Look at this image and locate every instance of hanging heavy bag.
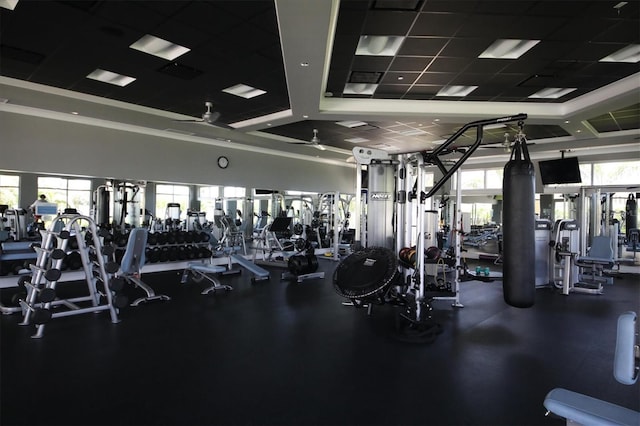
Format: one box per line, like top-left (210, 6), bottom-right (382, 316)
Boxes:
top-left (502, 136), bottom-right (536, 308)
top-left (626, 194), bottom-right (637, 239)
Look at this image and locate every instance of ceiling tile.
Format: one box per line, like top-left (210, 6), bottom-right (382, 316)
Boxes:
top-left (409, 13), bottom-right (466, 37)
top-left (398, 37), bottom-right (448, 56)
top-left (362, 10), bottom-right (418, 35)
top-left (351, 56), bottom-right (394, 71)
top-left (439, 38), bottom-right (494, 58)
top-left (416, 72), bottom-right (454, 85)
top-left (389, 56), bottom-right (433, 71)
top-left (380, 72), bottom-right (421, 85)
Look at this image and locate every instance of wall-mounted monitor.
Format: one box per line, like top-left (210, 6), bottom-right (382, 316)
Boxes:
top-left (538, 157), bottom-right (582, 185)
top-left (34, 202), bottom-right (58, 216)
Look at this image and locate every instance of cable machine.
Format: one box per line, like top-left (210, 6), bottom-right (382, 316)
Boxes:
top-left (334, 113), bottom-right (530, 342)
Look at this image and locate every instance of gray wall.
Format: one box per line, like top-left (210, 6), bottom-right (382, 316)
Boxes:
top-left (1, 112), bottom-right (355, 193)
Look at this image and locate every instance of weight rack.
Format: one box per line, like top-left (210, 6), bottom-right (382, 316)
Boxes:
top-left (18, 214), bottom-right (120, 338)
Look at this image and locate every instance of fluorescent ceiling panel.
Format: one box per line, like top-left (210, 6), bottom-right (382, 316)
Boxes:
top-left (436, 85), bottom-right (478, 97)
top-left (130, 35), bottom-right (190, 61)
top-left (343, 83), bottom-right (378, 95)
top-left (356, 35), bottom-right (405, 56)
top-left (479, 39), bottom-right (540, 59)
top-left (336, 120), bottom-right (368, 128)
top-left (223, 84), bottom-right (266, 99)
top-left (599, 44), bottom-right (640, 63)
top-left (529, 88), bottom-right (577, 99)
top-left (400, 129), bottom-right (428, 136)
top-left (86, 69), bottom-right (136, 87)
top-left (345, 137), bottom-right (370, 143)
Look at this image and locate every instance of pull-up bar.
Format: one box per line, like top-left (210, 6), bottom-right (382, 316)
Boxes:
top-left (421, 113), bottom-right (528, 199)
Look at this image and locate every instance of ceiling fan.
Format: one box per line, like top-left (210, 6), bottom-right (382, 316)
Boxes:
top-left (173, 101), bottom-right (231, 129)
top-left (288, 129), bottom-right (326, 150)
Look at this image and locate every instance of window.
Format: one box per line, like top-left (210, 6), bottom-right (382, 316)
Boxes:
top-left (155, 184), bottom-right (190, 220)
top-left (0, 174), bottom-right (20, 208)
top-left (460, 170), bottom-right (485, 190)
top-left (38, 176), bottom-right (91, 215)
top-left (593, 161), bottom-right (640, 186)
top-left (485, 169), bottom-right (503, 189)
top-left (223, 186), bottom-right (245, 198)
top-left (198, 186), bottom-right (220, 219)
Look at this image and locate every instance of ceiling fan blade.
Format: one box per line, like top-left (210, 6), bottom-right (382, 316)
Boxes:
top-left (204, 121), bottom-right (233, 130)
top-left (173, 118), bottom-right (205, 123)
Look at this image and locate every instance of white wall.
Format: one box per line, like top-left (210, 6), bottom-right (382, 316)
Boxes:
top-left (1, 112), bottom-right (355, 193)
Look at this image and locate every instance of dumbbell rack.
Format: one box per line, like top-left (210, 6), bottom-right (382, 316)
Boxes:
top-left (19, 214), bottom-right (119, 338)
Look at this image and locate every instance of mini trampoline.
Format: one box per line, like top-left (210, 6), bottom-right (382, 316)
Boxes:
top-left (333, 247), bottom-right (398, 300)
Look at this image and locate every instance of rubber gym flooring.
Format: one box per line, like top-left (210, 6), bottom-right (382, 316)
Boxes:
top-left (1, 258), bottom-right (639, 426)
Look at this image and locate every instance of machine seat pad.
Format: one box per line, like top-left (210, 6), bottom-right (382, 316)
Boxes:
top-left (187, 263), bottom-right (226, 274)
top-left (576, 256), bottom-right (614, 266)
top-left (544, 388), bottom-right (640, 426)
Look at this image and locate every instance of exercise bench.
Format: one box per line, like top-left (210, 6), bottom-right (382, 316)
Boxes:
top-left (543, 311), bottom-right (639, 425)
top-left (181, 262), bottom-right (232, 295)
top-left (117, 228), bottom-right (170, 306)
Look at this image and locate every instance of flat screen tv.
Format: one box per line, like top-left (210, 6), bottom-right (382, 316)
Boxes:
top-left (538, 157), bottom-right (582, 185)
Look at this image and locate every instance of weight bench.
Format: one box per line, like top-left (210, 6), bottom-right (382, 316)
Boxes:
top-left (230, 254), bottom-right (270, 283)
top-left (117, 228), bottom-right (170, 306)
top-left (180, 263), bottom-right (232, 295)
top-left (544, 311), bottom-right (639, 425)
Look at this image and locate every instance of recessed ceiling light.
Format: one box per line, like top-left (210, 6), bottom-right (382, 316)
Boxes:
top-left (343, 83), bottom-right (378, 95)
top-left (356, 35), bottom-right (405, 56)
top-left (223, 83), bottom-right (266, 99)
top-left (336, 120), bottom-right (369, 128)
top-left (529, 87), bottom-right (576, 99)
top-left (599, 44), bottom-right (640, 63)
top-left (130, 35), bottom-right (190, 61)
top-left (479, 39), bottom-right (540, 59)
top-left (565, 120), bottom-right (570, 124)
top-left (302, 115), bottom-right (309, 119)
top-left (0, 0), bottom-right (19, 10)
top-left (267, 123), bottom-right (272, 126)
top-left (345, 137), bottom-right (370, 144)
top-left (436, 85), bottom-right (478, 97)
top-left (86, 69), bottom-right (136, 87)
top-left (433, 118), bottom-right (440, 122)
top-left (397, 76), bottom-right (404, 80)
top-left (300, 62), bottom-right (309, 67)
top-left (70, 111), bottom-right (79, 115)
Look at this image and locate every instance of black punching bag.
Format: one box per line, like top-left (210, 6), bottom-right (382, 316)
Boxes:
top-left (626, 194), bottom-right (637, 239)
top-left (502, 138), bottom-right (536, 308)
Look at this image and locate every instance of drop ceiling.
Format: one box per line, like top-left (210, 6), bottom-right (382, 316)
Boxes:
top-left (1, 0), bottom-right (639, 166)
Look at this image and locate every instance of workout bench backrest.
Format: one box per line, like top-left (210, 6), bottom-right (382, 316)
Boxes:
top-left (119, 228), bottom-right (148, 275)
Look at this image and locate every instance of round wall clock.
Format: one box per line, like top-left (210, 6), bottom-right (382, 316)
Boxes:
top-left (217, 156), bottom-right (229, 169)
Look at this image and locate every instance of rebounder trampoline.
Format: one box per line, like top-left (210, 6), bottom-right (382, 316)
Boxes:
top-left (333, 247), bottom-right (398, 301)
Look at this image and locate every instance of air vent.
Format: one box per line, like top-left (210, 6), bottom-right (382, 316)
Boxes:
top-left (157, 62), bottom-right (203, 80)
top-left (349, 71), bottom-right (383, 84)
top-left (0, 44), bottom-right (45, 65)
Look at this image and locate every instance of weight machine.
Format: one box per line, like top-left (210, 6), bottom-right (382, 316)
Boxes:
top-left (334, 114), bottom-right (529, 342)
